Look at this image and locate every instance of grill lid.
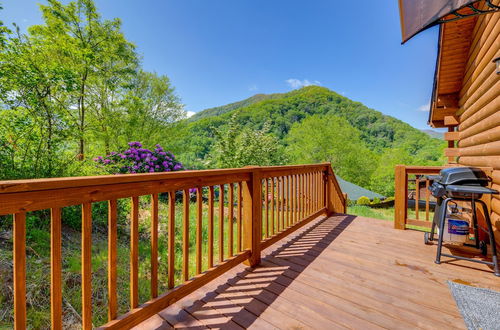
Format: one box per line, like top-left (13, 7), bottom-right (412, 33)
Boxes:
top-left (437, 167), bottom-right (490, 186)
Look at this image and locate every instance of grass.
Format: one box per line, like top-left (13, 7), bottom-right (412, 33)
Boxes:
top-left (347, 205), bottom-right (395, 221)
top-left (347, 205), bottom-right (433, 232)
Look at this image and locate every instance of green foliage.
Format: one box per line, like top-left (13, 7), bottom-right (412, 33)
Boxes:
top-left (357, 196), bottom-right (371, 205)
top-left (371, 197), bottom-right (381, 205)
top-left (210, 114), bottom-right (286, 168)
top-left (189, 92), bottom-right (285, 121)
top-left (286, 115), bottom-right (377, 187)
top-left (0, 0), bottom-right (185, 181)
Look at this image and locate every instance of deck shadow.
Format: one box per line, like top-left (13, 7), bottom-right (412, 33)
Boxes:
top-left (157, 214), bottom-right (356, 329)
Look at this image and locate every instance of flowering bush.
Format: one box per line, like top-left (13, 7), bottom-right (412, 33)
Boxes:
top-left (94, 142), bottom-right (184, 174)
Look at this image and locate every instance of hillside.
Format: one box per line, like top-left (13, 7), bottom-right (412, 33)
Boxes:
top-left (188, 93), bottom-right (285, 121)
top-left (174, 86), bottom-right (445, 195)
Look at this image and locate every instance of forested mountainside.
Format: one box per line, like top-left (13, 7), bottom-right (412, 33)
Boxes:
top-left (176, 86), bottom-right (445, 196)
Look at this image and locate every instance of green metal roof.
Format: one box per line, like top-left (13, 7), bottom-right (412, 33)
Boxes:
top-left (335, 175), bottom-right (385, 201)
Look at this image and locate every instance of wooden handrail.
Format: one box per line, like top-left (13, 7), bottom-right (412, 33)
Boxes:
top-left (1, 163), bottom-right (345, 329)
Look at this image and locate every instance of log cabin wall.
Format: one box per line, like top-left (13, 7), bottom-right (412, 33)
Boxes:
top-left (456, 8), bottom-right (499, 246)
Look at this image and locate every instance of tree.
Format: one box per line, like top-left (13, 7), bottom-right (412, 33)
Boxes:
top-left (286, 114), bottom-right (377, 187)
top-left (210, 114), bottom-right (286, 168)
top-left (32, 0), bottom-right (139, 160)
top-left (119, 70), bottom-right (185, 148)
top-left (0, 23), bottom-right (72, 178)
top-left (0, 0), bottom-right (184, 179)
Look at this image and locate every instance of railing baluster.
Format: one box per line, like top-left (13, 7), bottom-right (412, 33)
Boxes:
top-left (312, 172), bottom-right (315, 212)
top-left (264, 179), bottom-right (269, 238)
top-left (228, 183), bottom-right (234, 257)
top-left (51, 207), bottom-right (62, 330)
top-left (196, 187), bottom-right (203, 274)
top-left (292, 175), bottom-right (296, 224)
top-left (308, 173), bottom-right (312, 215)
top-left (317, 172), bottom-right (321, 210)
top-left (183, 189), bottom-right (189, 281)
top-left (310, 172), bottom-right (313, 212)
top-left (237, 182), bottom-right (242, 252)
top-left (312, 172), bottom-right (316, 211)
top-left (208, 186), bottom-right (214, 268)
top-left (82, 202), bottom-right (92, 329)
top-left (283, 176), bottom-right (287, 228)
top-left (315, 172), bottom-right (318, 211)
top-left (289, 175), bottom-right (293, 226)
top-left (425, 179), bottom-right (430, 221)
top-left (108, 200), bottom-right (118, 321)
top-left (281, 177), bottom-right (285, 230)
top-left (130, 197), bottom-right (139, 309)
top-left (13, 212), bottom-right (26, 330)
top-left (284, 176), bottom-right (287, 229)
top-left (280, 176), bottom-right (284, 230)
top-left (298, 174), bottom-right (301, 220)
top-left (312, 172), bottom-right (315, 213)
top-left (302, 174), bottom-right (307, 218)
top-left (168, 192), bottom-right (175, 289)
top-left (219, 184), bottom-right (225, 262)
top-left (286, 176), bottom-right (290, 228)
top-left (304, 173), bottom-right (308, 216)
top-left (293, 175), bottom-right (296, 223)
top-left (302, 174), bottom-right (305, 216)
top-left (289, 176), bottom-right (293, 225)
top-left (151, 193), bottom-right (159, 298)
top-left (278, 177), bottom-right (283, 231)
top-left (276, 177), bottom-right (279, 231)
top-left (270, 178), bottom-right (275, 235)
top-left (415, 177), bottom-right (420, 220)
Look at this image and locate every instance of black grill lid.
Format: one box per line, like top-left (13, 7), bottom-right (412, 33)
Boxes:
top-left (437, 167), bottom-right (490, 186)
top-left (446, 184), bottom-right (498, 195)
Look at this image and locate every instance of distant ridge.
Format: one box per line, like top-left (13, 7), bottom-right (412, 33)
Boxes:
top-left (189, 93), bottom-right (285, 121)
top-left (421, 129), bottom-right (443, 139)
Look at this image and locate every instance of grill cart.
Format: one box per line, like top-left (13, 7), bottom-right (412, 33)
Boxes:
top-left (424, 167), bottom-right (499, 276)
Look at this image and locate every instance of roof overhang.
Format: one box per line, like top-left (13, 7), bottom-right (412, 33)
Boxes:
top-left (428, 17), bottom-right (477, 127)
top-left (399, 0), bottom-right (499, 128)
top-left (398, 0), bottom-right (499, 43)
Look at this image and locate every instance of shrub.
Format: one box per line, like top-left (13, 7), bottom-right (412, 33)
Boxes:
top-left (357, 196), bottom-right (370, 205)
top-left (94, 142), bottom-right (184, 174)
top-left (371, 197), bottom-right (381, 205)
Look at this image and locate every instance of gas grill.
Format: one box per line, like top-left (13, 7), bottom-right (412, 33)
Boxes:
top-left (425, 167), bottom-right (499, 276)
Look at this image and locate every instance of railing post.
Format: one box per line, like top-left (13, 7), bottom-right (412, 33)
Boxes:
top-left (325, 165), bottom-right (343, 215)
top-left (243, 166), bottom-right (262, 267)
top-left (343, 193), bottom-right (348, 214)
top-left (394, 165), bottom-right (407, 230)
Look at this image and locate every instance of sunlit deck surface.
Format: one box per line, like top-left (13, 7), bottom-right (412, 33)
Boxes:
top-left (135, 215), bottom-right (500, 329)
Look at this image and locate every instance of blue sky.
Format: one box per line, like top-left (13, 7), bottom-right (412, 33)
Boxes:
top-left (3, 0), bottom-right (440, 129)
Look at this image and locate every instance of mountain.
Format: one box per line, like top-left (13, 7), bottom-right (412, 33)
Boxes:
top-left (189, 93), bottom-right (285, 121)
top-left (173, 86), bottom-right (445, 195)
top-left (421, 129), bottom-right (444, 139)
top-left (188, 86), bottom-right (444, 151)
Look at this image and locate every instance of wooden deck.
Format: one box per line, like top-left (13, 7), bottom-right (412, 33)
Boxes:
top-left (135, 215), bottom-right (500, 329)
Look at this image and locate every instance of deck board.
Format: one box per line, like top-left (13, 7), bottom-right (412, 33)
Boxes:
top-left (134, 215), bottom-right (500, 330)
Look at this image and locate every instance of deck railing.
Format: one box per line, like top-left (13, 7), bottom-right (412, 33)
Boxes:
top-left (394, 165), bottom-right (493, 230)
top-left (0, 163), bottom-right (345, 329)
top-left (394, 165), bottom-right (445, 230)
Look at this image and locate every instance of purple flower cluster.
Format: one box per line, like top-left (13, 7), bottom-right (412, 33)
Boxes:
top-left (94, 142), bottom-right (185, 174)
